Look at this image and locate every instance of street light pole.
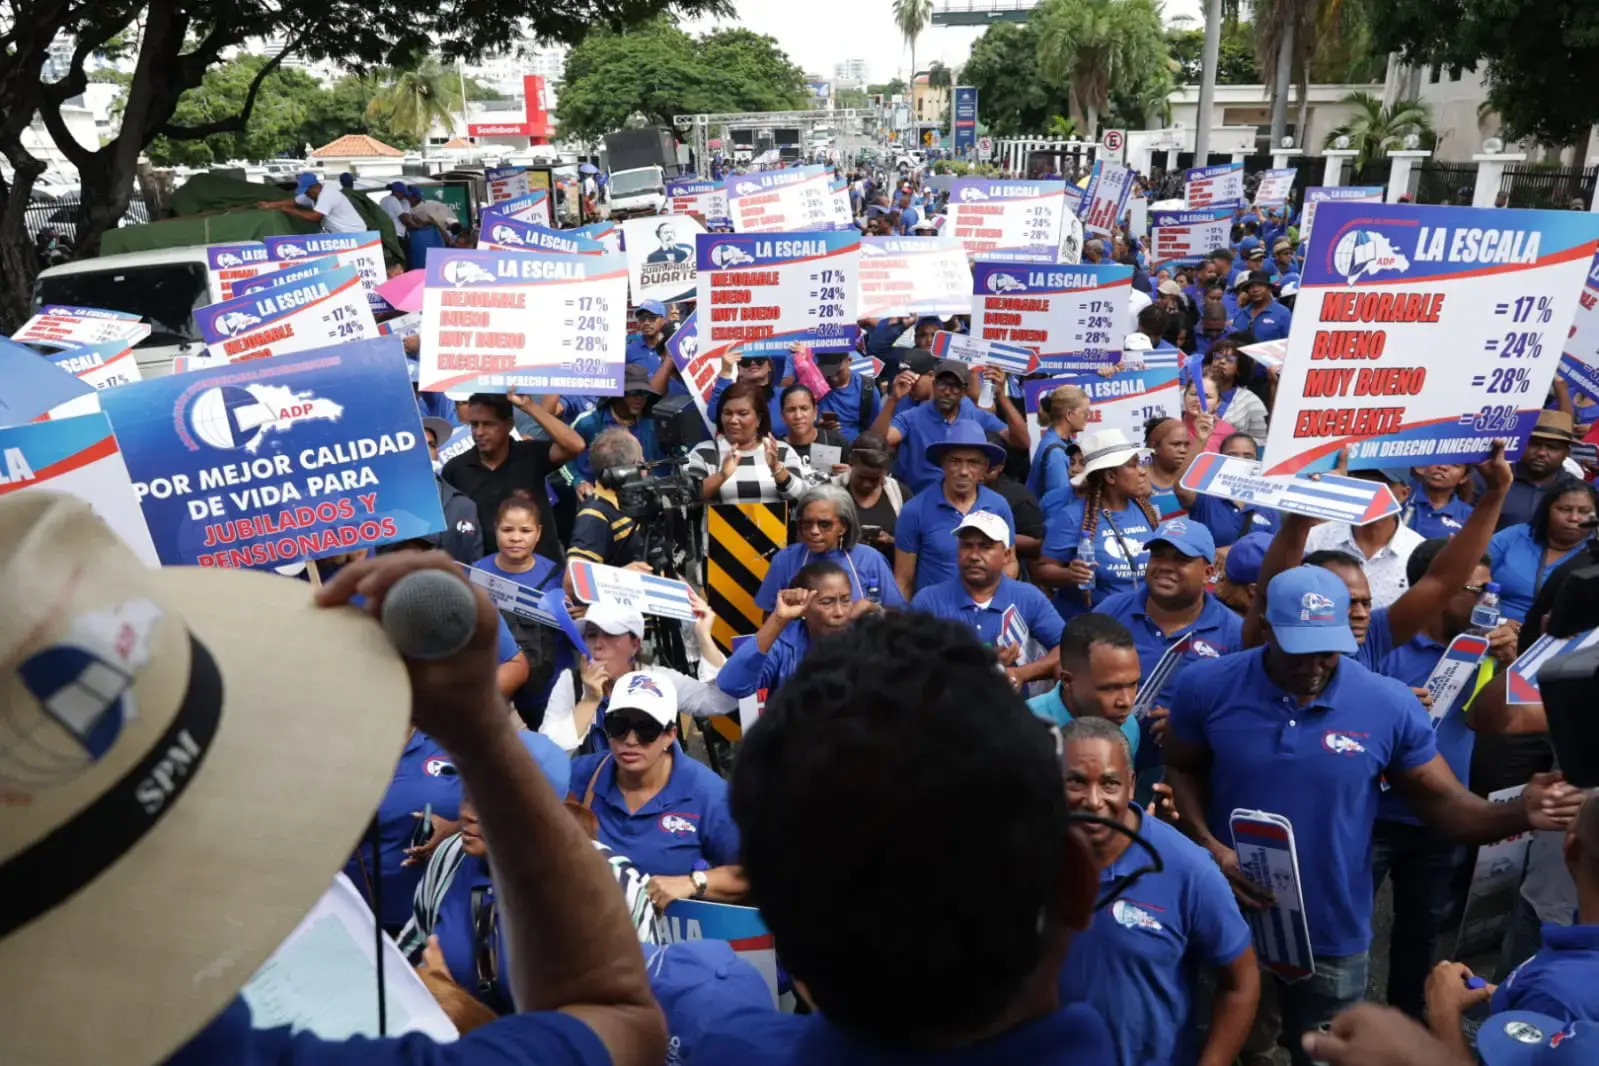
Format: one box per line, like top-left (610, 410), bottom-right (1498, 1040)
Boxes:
top-left (1193, 0), bottom-right (1223, 164)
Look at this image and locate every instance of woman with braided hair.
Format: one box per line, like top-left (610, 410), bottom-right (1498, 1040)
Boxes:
top-left (1036, 428), bottom-right (1161, 619)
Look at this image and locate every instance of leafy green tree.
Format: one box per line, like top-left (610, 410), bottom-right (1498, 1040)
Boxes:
top-left (892, 0), bottom-right (935, 82)
top-left (1368, 0), bottom-right (1599, 145)
top-left (1166, 23), bottom-right (1261, 84)
top-left (367, 56), bottom-right (461, 151)
top-left (146, 56), bottom-right (328, 167)
top-left (959, 22), bottom-right (1066, 136)
top-left (1322, 92), bottom-right (1436, 169)
top-left (835, 87), bottom-right (871, 110)
top-left (866, 78), bottom-right (908, 98)
top-left (1035, 0), bottom-right (1169, 137)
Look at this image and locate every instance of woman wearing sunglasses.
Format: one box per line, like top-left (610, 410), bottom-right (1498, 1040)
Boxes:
top-left (757, 484), bottom-right (905, 614)
top-left (1200, 334), bottom-right (1270, 446)
top-left (569, 670), bottom-right (746, 908)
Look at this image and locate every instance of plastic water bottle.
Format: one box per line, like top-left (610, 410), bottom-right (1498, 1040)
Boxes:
top-left (1468, 582), bottom-right (1501, 634)
top-left (1077, 534), bottom-right (1097, 590)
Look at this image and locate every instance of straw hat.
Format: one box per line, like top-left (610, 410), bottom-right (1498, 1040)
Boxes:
top-left (0, 493), bottom-right (412, 1065)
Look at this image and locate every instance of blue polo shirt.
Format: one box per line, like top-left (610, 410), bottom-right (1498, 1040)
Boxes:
top-left (1488, 525), bottom-right (1587, 623)
top-left (625, 332), bottom-right (662, 371)
top-left (910, 575), bottom-right (1065, 651)
top-left (1376, 634), bottom-right (1475, 827)
top-left (815, 371), bottom-right (881, 443)
top-left (1058, 809), bottom-right (1253, 1066)
top-left (1187, 495), bottom-right (1280, 548)
top-left (563, 404), bottom-right (663, 484)
top-left (343, 731), bottom-right (463, 929)
top-left (865, 317), bottom-right (910, 357)
top-left (1403, 486), bottom-right (1473, 540)
top-left (434, 852), bottom-right (512, 1013)
top-left (567, 743), bottom-right (740, 876)
top-left (757, 544), bottom-right (905, 612)
top-left (891, 399), bottom-right (1007, 491)
top-left (895, 484), bottom-right (1015, 593)
top-left (1490, 924), bottom-right (1599, 1020)
top-left (1042, 499), bottom-right (1157, 616)
top-left (166, 996), bottom-right (611, 1065)
top-left (1027, 427), bottom-right (1074, 500)
top-left (1353, 606), bottom-right (1395, 673)
top-left (1026, 688), bottom-right (1142, 759)
top-left (692, 1001), bottom-right (1117, 1065)
top-left (1230, 300), bottom-right (1292, 342)
top-left (1095, 587), bottom-right (1244, 709)
top-left (716, 620), bottom-right (811, 698)
top-left (1167, 648), bottom-right (1438, 957)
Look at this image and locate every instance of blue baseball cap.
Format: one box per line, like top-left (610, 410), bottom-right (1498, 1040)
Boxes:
top-left (635, 299), bottom-right (668, 318)
top-left (405, 185), bottom-right (422, 198)
top-left (294, 172), bottom-right (319, 195)
top-left (642, 941), bottom-right (773, 1057)
top-left (1237, 236), bottom-right (1261, 254)
top-left (338, 172), bottom-right (355, 188)
top-left (1264, 565), bottom-right (1357, 655)
top-left (1147, 517), bottom-right (1215, 564)
top-left (389, 180), bottom-right (408, 194)
top-left (1477, 1013), bottom-right (1577, 1065)
top-left (1224, 531), bottom-right (1272, 584)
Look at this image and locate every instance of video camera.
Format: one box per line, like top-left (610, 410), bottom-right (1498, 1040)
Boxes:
top-left (598, 459), bottom-right (703, 522)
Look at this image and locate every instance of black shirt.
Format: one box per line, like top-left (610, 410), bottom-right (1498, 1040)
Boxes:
top-left (567, 490), bottom-right (644, 568)
top-left (442, 438), bottom-right (561, 558)
top-left (987, 474), bottom-right (1045, 545)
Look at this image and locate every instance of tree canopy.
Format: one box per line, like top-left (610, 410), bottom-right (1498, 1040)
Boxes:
top-left (959, 22), bottom-right (1066, 137)
top-left (555, 17), bottom-right (806, 141)
top-left (1034, 0), bottom-right (1169, 137)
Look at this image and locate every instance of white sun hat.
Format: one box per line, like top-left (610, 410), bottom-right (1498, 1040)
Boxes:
top-left (1071, 428), bottom-right (1153, 488)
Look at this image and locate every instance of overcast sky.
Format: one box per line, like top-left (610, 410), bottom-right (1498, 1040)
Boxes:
top-left (685, 0), bottom-right (1204, 85)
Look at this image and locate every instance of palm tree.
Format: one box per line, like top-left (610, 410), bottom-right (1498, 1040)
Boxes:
top-left (1046, 114), bottom-right (1082, 139)
top-left (926, 60), bottom-right (954, 123)
top-left (1252, 0), bottom-right (1315, 148)
top-left (1322, 92), bottom-right (1436, 169)
top-left (366, 57), bottom-right (461, 154)
top-left (1035, 0), bottom-right (1168, 139)
top-left (893, 0), bottom-right (935, 86)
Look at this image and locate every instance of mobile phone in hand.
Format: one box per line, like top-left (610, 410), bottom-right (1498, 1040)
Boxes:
top-left (409, 803), bottom-right (435, 850)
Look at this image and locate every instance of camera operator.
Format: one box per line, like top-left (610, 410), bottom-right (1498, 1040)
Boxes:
top-left (565, 429), bottom-right (649, 592)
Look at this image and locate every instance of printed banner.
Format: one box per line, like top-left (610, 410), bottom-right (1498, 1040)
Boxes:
top-left (929, 330), bottom-right (1038, 376)
top-left (1260, 202), bottom-right (1599, 475)
top-left (1558, 253), bottom-right (1599, 407)
top-left (206, 243), bottom-right (278, 300)
top-left (727, 166), bottom-right (839, 232)
top-left (1231, 810), bottom-right (1315, 983)
top-left (196, 266), bottom-right (378, 364)
top-left (12, 306), bottom-right (150, 350)
top-left (1150, 208), bottom-right (1233, 270)
top-left (1302, 186), bottom-right (1384, 241)
top-left (566, 559), bottom-right (696, 621)
top-left (264, 232), bottom-right (386, 311)
top-left (655, 900), bottom-right (779, 1005)
top-left (858, 237), bottom-right (972, 318)
top-left (1454, 786), bottom-right (1532, 958)
top-left (482, 189), bottom-right (551, 227)
top-left (486, 166), bottom-right (531, 204)
top-left (1078, 160), bottom-right (1136, 239)
top-left (46, 341), bottom-right (143, 392)
top-left (695, 231), bottom-right (859, 358)
top-left (665, 176), bottom-right (730, 227)
top-left (1255, 169), bottom-right (1298, 208)
top-left (622, 215), bottom-right (704, 305)
top-left (574, 222), bottom-right (622, 254)
top-left (0, 336), bottom-right (95, 424)
top-left (665, 311), bottom-right (717, 430)
top-left (1507, 627), bottom-right (1599, 704)
top-left (232, 256), bottom-right (341, 299)
top-left (1240, 338), bottom-right (1288, 371)
top-left (417, 249), bottom-right (628, 396)
top-left (1185, 163), bottom-right (1245, 210)
top-left (1134, 633), bottom-right (1193, 718)
top-left (1421, 633), bottom-right (1490, 727)
top-left (952, 87), bottom-right (978, 152)
top-left (1180, 452), bottom-right (1401, 525)
top-left (480, 217), bottom-right (607, 256)
top-left (96, 338), bottom-right (442, 567)
top-left (0, 412), bottom-right (159, 564)
top-left (1023, 354), bottom-right (1182, 443)
top-left (972, 261), bottom-right (1132, 367)
top-left (946, 179), bottom-right (1069, 255)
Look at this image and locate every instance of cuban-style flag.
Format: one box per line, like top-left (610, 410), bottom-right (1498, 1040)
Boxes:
top-left (996, 604), bottom-right (1031, 666)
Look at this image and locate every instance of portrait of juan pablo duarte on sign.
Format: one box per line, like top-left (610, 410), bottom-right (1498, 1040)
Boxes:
top-left (624, 215), bottom-right (704, 305)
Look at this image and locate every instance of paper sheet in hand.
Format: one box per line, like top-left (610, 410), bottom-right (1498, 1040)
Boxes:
top-left (807, 442), bottom-right (842, 473)
top-left (1507, 627), bottom-right (1599, 704)
top-left (930, 330), bottom-right (1039, 376)
top-left (242, 873), bottom-right (457, 1042)
top-left (1230, 810), bottom-right (1315, 983)
top-left (1181, 452), bottom-right (1400, 525)
top-left (567, 559), bottom-right (696, 621)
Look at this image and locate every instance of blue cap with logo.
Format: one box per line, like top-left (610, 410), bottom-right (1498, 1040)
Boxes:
top-left (635, 299), bottom-right (668, 318)
top-left (390, 180), bottom-right (408, 194)
top-left (1264, 565), bottom-right (1357, 655)
top-left (294, 172), bottom-right (319, 195)
top-left (1224, 531), bottom-right (1272, 584)
top-left (1147, 517), bottom-right (1216, 564)
top-left (642, 940), bottom-right (773, 1059)
top-left (1477, 1012), bottom-right (1582, 1065)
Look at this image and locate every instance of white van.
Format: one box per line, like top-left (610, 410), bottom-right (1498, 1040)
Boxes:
top-left (33, 246), bottom-right (223, 378)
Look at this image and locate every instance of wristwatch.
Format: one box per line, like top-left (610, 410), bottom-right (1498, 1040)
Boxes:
top-left (690, 870), bottom-right (710, 899)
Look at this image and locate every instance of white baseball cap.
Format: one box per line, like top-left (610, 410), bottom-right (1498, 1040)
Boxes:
top-left (582, 601), bottom-right (645, 639)
top-left (952, 510), bottom-right (1012, 548)
top-left (609, 670), bottom-right (678, 726)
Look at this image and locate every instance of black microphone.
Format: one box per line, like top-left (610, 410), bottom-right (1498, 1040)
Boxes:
top-left (379, 569), bottom-right (478, 660)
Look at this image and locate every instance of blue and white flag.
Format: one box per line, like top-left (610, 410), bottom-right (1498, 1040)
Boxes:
top-left (1230, 810), bottom-right (1315, 983)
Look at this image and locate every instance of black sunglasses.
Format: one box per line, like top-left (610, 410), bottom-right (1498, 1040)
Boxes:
top-left (738, 358), bottom-right (767, 369)
top-left (604, 714), bottom-right (667, 744)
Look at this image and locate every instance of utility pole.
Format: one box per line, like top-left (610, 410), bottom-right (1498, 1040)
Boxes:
top-left (1193, 0), bottom-right (1223, 164)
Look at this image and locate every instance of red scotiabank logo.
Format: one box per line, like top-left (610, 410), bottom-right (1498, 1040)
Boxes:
top-left (469, 123), bottom-right (531, 136)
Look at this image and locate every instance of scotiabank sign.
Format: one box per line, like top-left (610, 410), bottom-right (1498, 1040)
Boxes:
top-left (469, 123), bottom-right (532, 137)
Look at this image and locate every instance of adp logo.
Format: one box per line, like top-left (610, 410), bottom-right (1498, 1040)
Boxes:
top-left (1332, 228), bottom-right (1410, 284)
top-left (276, 243), bottom-right (308, 259)
top-left (489, 224), bottom-right (525, 246)
top-left (213, 251), bottom-right (244, 267)
top-left (709, 244), bottom-right (755, 268)
top-left (442, 259), bottom-right (497, 286)
top-left (985, 272), bottom-right (1025, 294)
top-left (734, 181), bottom-right (761, 196)
top-left (958, 186), bottom-right (991, 202)
top-left (211, 310), bottom-right (261, 337)
top-left (676, 330), bottom-right (699, 361)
